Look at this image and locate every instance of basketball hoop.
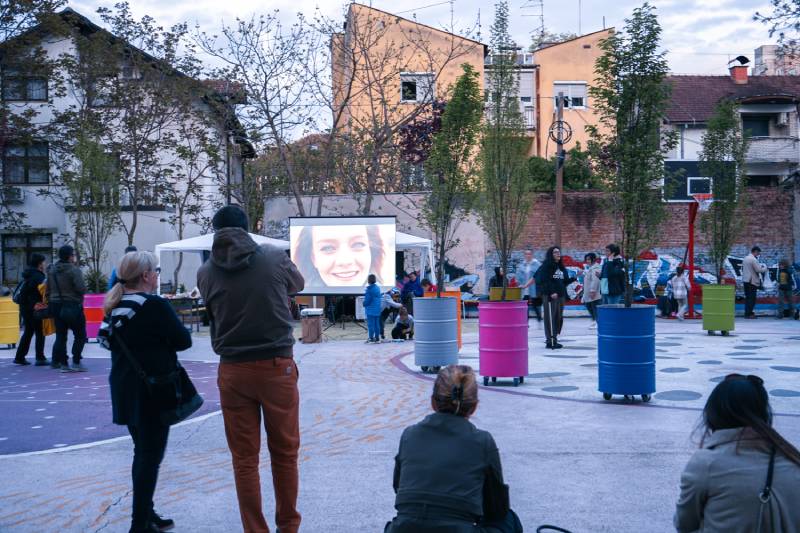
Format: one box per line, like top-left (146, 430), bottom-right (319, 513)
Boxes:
top-left (692, 193), bottom-right (714, 212)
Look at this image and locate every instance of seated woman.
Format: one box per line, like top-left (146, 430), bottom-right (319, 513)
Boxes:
top-left (385, 365), bottom-right (522, 533)
top-left (675, 374), bottom-right (800, 533)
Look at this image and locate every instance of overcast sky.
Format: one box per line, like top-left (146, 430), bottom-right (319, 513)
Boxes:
top-left (67, 0), bottom-right (776, 74)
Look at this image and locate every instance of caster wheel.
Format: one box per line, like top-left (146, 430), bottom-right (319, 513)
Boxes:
top-left (707, 330), bottom-right (714, 336)
top-left (603, 392), bottom-right (612, 401)
top-left (420, 365), bottom-right (429, 373)
top-left (519, 376), bottom-right (525, 384)
top-left (483, 376), bottom-right (489, 386)
top-left (513, 378), bottom-right (520, 387)
top-left (432, 366), bottom-right (441, 373)
top-left (641, 394), bottom-right (652, 403)
top-left (491, 377), bottom-right (497, 383)
top-left (623, 395), bottom-right (632, 401)
top-left (721, 331), bottom-right (730, 336)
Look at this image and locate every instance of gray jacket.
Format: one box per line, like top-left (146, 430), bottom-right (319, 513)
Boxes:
top-left (46, 261), bottom-right (86, 304)
top-left (674, 428), bottom-right (800, 533)
top-left (742, 254), bottom-right (767, 285)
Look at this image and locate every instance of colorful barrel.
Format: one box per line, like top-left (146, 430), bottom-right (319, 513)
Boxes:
top-left (702, 284), bottom-right (735, 333)
top-left (84, 293), bottom-right (106, 340)
top-left (414, 297), bottom-right (459, 367)
top-left (0, 297), bottom-right (19, 346)
top-left (479, 300), bottom-right (529, 379)
top-left (597, 304), bottom-right (656, 396)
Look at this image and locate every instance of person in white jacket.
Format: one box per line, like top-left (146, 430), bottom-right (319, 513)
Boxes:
top-left (742, 246), bottom-right (768, 318)
top-left (581, 253), bottom-right (602, 328)
top-left (669, 266), bottom-right (692, 321)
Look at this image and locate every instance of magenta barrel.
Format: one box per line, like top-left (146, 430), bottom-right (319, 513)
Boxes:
top-left (478, 300), bottom-right (529, 386)
top-left (84, 294), bottom-right (105, 340)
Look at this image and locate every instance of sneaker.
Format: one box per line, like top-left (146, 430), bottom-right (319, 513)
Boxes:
top-left (60, 364), bottom-right (76, 373)
top-left (589, 321), bottom-right (597, 329)
top-left (552, 342), bottom-right (564, 349)
top-left (72, 362), bottom-right (88, 372)
top-left (744, 315), bottom-right (757, 320)
top-left (150, 511), bottom-right (175, 531)
top-left (129, 523), bottom-right (160, 533)
top-left (50, 362), bottom-right (62, 370)
top-left (13, 359), bottom-right (31, 366)
top-left (34, 358), bottom-right (49, 366)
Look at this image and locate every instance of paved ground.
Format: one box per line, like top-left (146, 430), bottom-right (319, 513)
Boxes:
top-left (0, 317), bottom-right (798, 532)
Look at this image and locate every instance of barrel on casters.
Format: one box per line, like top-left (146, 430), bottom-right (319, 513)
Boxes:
top-left (597, 304), bottom-right (656, 402)
top-left (479, 300), bottom-right (529, 387)
top-left (414, 297), bottom-right (459, 374)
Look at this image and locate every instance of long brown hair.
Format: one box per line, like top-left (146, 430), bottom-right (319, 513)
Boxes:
top-left (432, 365), bottom-right (478, 417)
top-left (292, 224), bottom-right (385, 286)
top-left (103, 251), bottom-right (158, 315)
top-left (700, 374), bottom-right (800, 466)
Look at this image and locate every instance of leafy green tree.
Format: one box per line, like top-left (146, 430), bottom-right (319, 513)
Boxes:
top-left (527, 143), bottom-right (601, 191)
top-left (699, 100), bottom-right (749, 283)
top-left (477, 1), bottom-right (535, 299)
top-left (422, 63), bottom-right (483, 297)
top-left (587, 3), bottom-right (677, 307)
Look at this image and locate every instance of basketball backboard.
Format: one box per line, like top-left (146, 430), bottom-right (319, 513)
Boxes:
top-left (663, 160), bottom-right (731, 203)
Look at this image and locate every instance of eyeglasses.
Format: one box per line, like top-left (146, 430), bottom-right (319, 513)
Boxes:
top-left (724, 373), bottom-right (764, 386)
top-left (150, 267), bottom-right (161, 275)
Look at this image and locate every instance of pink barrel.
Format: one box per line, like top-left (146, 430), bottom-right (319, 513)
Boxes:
top-left (479, 300), bottom-right (529, 385)
top-left (84, 294), bottom-right (105, 340)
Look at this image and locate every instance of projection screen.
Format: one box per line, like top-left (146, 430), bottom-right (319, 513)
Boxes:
top-left (290, 217), bottom-right (396, 295)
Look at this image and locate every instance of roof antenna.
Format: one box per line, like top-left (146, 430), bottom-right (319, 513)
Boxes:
top-left (477, 8), bottom-right (481, 42)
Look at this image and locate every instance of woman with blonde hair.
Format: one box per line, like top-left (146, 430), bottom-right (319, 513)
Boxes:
top-left (385, 365), bottom-right (522, 533)
top-left (98, 251), bottom-right (192, 533)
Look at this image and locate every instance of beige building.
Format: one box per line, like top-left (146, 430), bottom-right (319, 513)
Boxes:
top-left (754, 44), bottom-right (800, 76)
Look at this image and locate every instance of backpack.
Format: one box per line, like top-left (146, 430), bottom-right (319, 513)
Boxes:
top-left (11, 279), bottom-right (26, 305)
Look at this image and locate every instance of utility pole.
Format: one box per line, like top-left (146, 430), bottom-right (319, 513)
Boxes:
top-left (554, 92), bottom-right (565, 247)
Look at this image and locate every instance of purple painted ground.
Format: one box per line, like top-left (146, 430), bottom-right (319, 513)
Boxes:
top-left (0, 359), bottom-right (220, 454)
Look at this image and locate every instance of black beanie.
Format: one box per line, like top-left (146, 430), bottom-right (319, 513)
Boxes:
top-left (212, 205), bottom-right (249, 231)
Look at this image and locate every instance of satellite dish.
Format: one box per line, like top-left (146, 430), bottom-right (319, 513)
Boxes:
top-left (728, 55), bottom-right (750, 66)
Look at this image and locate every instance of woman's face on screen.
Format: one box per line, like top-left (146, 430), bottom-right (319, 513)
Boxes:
top-left (311, 225), bottom-right (372, 286)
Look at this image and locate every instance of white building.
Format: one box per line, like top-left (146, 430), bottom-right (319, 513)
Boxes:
top-left (1, 9), bottom-right (253, 290)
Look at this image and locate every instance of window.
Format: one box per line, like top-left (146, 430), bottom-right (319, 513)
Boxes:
top-left (520, 96), bottom-right (532, 103)
top-left (89, 77), bottom-right (115, 107)
top-left (1, 233), bottom-right (52, 285)
top-left (2, 68), bottom-right (47, 101)
top-left (400, 73), bottom-right (434, 103)
top-left (553, 82), bottom-right (587, 109)
top-left (2, 142), bottom-right (49, 184)
top-left (743, 116), bottom-right (770, 137)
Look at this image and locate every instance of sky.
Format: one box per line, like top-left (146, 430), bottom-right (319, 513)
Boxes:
top-left (66, 0), bottom-right (777, 75)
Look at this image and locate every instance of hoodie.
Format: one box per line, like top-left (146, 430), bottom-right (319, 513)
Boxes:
top-left (46, 261), bottom-right (86, 304)
top-left (363, 283), bottom-right (382, 316)
top-left (18, 267), bottom-right (45, 309)
top-left (197, 228), bottom-right (305, 363)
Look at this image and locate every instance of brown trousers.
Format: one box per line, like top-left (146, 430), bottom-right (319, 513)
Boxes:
top-left (218, 358), bottom-right (301, 533)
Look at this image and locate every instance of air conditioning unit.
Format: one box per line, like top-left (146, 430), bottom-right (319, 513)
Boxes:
top-left (777, 112), bottom-right (789, 127)
top-left (3, 186), bottom-right (24, 204)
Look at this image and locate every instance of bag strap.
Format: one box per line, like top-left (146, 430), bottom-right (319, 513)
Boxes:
top-left (50, 265), bottom-right (65, 301)
top-left (109, 318), bottom-right (149, 382)
top-left (755, 446), bottom-right (777, 533)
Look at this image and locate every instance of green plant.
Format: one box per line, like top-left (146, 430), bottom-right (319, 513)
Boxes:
top-left (423, 64), bottom-right (484, 297)
top-left (699, 100), bottom-right (749, 283)
top-left (587, 3), bottom-right (678, 307)
top-left (85, 268), bottom-right (108, 294)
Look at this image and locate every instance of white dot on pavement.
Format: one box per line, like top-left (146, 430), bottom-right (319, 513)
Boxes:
top-left (53, 443), bottom-right (67, 448)
top-left (44, 416), bottom-right (54, 420)
top-left (26, 396), bottom-right (34, 399)
top-left (84, 426), bottom-right (96, 430)
top-left (35, 408), bottom-right (45, 412)
top-left (65, 392), bottom-right (72, 395)
top-left (0, 437), bottom-right (7, 441)
top-left (31, 425), bottom-right (42, 429)
top-left (48, 401), bottom-right (57, 405)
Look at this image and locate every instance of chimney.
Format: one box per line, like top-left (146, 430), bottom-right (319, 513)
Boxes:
top-left (729, 65), bottom-right (748, 84)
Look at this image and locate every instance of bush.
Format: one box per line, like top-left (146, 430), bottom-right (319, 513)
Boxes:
top-left (85, 269), bottom-right (108, 294)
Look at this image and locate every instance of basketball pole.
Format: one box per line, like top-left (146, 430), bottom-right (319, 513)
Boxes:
top-left (687, 202), bottom-right (699, 319)
top-left (554, 92), bottom-right (565, 247)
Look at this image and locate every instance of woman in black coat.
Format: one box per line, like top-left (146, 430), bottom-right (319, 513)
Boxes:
top-left (535, 246), bottom-right (575, 349)
top-left (385, 365), bottom-right (523, 533)
top-left (14, 253), bottom-right (47, 365)
top-left (98, 251), bottom-right (192, 533)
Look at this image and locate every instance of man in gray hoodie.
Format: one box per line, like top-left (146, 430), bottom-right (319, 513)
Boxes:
top-left (197, 205), bottom-right (304, 533)
top-left (46, 245), bottom-right (87, 371)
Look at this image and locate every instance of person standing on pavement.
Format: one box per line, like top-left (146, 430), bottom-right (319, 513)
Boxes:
top-left (669, 266), bottom-right (692, 321)
top-left (364, 274), bottom-right (383, 344)
top-left (742, 246), bottom-right (768, 319)
top-left (13, 253), bottom-right (48, 366)
top-left (197, 205), bottom-right (304, 533)
top-left (517, 250), bottom-right (543, 322)
top-left (98, 251), bottom-right (190, 533)
top-left (46, 245), bottom-right (88, 372)
top-left (535, 246), bottom-right (575, 350)
top-left (108, 245), bottom-right (138, 290)
top-left (385, 365), bottom-right (523, 533)
top-left (674, 374), bottom-right (800, 533)
top-left (776, 258), bottom-right (795, 319)
top-left (600, 244), bottom-right (625, 305)
top-left (581, 253), bottom-right (601, 329)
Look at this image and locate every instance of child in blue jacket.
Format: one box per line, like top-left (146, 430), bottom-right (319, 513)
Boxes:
top-left (363, 274), bottom-right (383, 343)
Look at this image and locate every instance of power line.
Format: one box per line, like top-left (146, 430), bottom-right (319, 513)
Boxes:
top-left (395, 0), bottom-right (452, 15)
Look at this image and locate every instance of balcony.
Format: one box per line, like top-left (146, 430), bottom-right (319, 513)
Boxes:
top-left (524, 106), bottom-right (535, 130)
top-left (746, 136), bottom-right (800, 164)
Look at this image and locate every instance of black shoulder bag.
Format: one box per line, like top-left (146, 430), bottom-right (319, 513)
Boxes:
top-left (110, 320), bottom-right (203, 426)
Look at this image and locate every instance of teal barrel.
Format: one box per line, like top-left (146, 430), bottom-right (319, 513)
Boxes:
top-left (597, 304), bottom-right (656, 396)
top-left (414, 297), bottom-right (459, 367)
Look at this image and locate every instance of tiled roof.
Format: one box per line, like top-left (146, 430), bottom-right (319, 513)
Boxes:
top-left (665, 75), bottom-right (800, 123)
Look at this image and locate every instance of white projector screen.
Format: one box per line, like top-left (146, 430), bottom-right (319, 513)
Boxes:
top-left (290, 216), bottom-right (396, 295)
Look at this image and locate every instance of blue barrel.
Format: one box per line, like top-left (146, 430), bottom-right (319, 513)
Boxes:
top-left (597, 304), bottom-right (656, 396)
top-left (414, 297), bottom-right (459, 367)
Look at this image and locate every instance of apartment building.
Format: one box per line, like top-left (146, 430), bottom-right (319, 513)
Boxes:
top-left (0, 9), bottom-right (252, 287)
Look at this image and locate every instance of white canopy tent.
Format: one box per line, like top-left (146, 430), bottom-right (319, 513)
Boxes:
top-left (154, 229), bottom-right (436, 289)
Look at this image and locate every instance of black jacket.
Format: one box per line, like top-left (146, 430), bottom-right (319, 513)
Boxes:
top-left (101, 293), bottom-right (192, 426)
top-left (600, 256), bottom-right (626, 297)
top-left (197, 228), bottom-right (305, 363)
top-left (536, 261), bottom-right (575, 300)
top-left (46, 261), bottom-right (86, 304)
top-left (18, 268), bottom-right (45, 310)
top-left (390, 412), bottom-right (508, 529)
